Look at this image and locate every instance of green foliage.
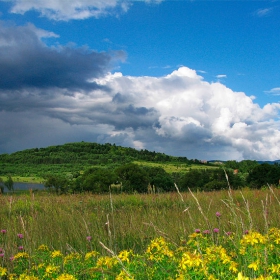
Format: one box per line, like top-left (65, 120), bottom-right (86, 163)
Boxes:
top-left (247, 163), bottom-right (280, 188)
top-left (224, 159), bottom-right (259, 173)
top-left (115, 163), bottom-right (149, 193)
top-left (79, 168), bottom-right (117, 193)
top-left (44, 175), bottom-right (71, 194)
top-left (4, 175), bottom-right (14, 192)
top-left (143, 166), bottom-right (174, 192)
top-left (0, 177), bottom-right (4, 194)
top-left (179, 168), bottom-right (245, 191)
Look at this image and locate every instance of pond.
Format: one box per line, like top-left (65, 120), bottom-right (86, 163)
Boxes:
top-left (3, 182), bottom-right (45, 192)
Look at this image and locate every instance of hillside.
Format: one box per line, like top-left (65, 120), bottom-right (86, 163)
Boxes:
top-left (0, 141), bottom-right (206, 179)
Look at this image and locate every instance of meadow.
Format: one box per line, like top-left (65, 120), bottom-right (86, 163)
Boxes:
top-left (1, 186), bottom-right (280, 279)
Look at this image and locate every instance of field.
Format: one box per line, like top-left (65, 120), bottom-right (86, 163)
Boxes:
top-left (1, 187), bottom-right (280, 279)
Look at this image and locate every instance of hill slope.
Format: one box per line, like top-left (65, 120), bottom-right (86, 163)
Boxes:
top-left (0, 142), bottom-right (204, 178)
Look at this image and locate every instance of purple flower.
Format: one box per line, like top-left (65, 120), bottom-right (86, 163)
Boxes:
top-left (86, 236), bottom-right (92, 241)
top-left (244, 230), bottom-right (249, 235)
top-left (215, 212), bottom-right (221, 217)
top-left (18, 246), bottom-right (24, 250)
top-left (195, 229), bottom-right (201, 233)
top-left (10, 256), bottom-right (14, 261)
top-left (213, 228), bottom-right (219, 233)
top-left (0, 248), bottom-right (3, 253)
top-left (0, 253), bottom-right (4, 258)
top-left (17, 233), bottom-right (23, 239)
top-left (226, 231), bottom-right (232, 236)
top-left (1, 229), bottom-right (7, 234)
top-left (203, 230), bottom-right (210, 234)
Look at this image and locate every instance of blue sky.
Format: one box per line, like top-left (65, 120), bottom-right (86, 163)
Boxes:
top-left (0, 0), bottom-right (280, 161)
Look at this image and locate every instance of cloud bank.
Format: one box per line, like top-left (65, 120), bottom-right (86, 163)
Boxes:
top-left (4, 0), bottom-right (163, 21)
top-left (1, 23), bottom-right (280, 161)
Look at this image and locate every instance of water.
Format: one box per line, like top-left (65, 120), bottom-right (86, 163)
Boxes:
top-left (3, 182), bottom-right (45, 192)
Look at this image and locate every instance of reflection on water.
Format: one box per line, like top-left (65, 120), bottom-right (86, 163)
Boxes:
top-left (4, 182), bottom-right (45, 192)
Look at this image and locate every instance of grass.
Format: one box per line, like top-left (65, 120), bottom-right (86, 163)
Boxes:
top-left (0, 176), bottom-right (44, 184)
top-left (132, 160), bottom-right (217, 173)
top-left (1, 186), bottom-right (280, 279)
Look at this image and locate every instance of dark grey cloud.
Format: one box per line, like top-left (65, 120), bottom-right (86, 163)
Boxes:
top-left (0, 22), bottom-right (125, 91)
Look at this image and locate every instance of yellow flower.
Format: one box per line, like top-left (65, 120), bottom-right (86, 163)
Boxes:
top-left (18, 274), bottom-right (39, 280)
top-left (146, 237), bottom-right (174, 261)
top-left (13, 252), bottom-right (29, 260)
top-left (241, 232), bottom-right (266, 246)
top-left (248, 261), bottom-right (259, 271)
top-left (85, 250), bottom-right (99, 261)
top-left (37, 244), bottom-right (49, 251)
top-left (118, 250), bottom-right (131, 263)
top-left (236, 272), bottom-right (249, 280)
top-left (64, 253), bottom-right (81, 264)
top-left (179, 251), bottom-right (203, 271)
top-left (44, 265), bottom-right (60, 277)
top-left (229, 261), bottom-right (239, 273)
top-left (51, 250), bottom-right (63, 258)
top-left (269, 263), bottom-right (280, 274)
top-left (96, 256), bottom-right (118, 269)
top-left (115, 270), bottom-right (134, 280)
top-left (56, 273), bottom-right (77, 280)
top-left (0, 266), bottom-right (7, 276)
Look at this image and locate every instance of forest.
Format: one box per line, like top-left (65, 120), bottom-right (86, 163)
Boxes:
top-left (0, 141), bottom-right (280, 194)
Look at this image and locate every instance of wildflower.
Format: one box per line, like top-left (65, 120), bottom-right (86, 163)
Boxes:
top-left (116, 270), bottom-right (134, 280)
top-left (44, 265), bottom-right (60, 277)
top-left (1, 229), bottom-right (7, 234)
top-left (96, 256), bottom-right (118, 269)
top-left (195, 229), bottom-right (201, 233)
top-left (248, 261), bottom-right (259, 271)
top-left (0, 253), bottom-right (4, 258)
top-left (179, 251), bottom-right (203, 270)
top-left (64, 253), bottom-right (81, 264)
top-left (269, 264), bottom-right (280, 274)
top-left (241, 231), bottom-right (266, 246)
top-left (226, 231), bottom-right (232, 236)
top-left (37, 244), bottom-right (49, 251)
top-left (0, 266), bottom-right (7, 276)
top-left (203, 230), bottom-right (210, 234)
top-left (0, 248), bottom-right (3, 252)
top-left (85, 251), bottom-right (99, 261)
top-left (118, 250), bottom-right (131, 263)
top-left (86, 236), bottom-right (92, 241)
top-left (236, 272), bottom-right (249, 280)
top-left (216, 212), bottom-right (221, 217)
top-left (56, 273), bottom-right (77, 280)
top-left (17, 233), bottom-right (24, 239)
top-left (10, 256), bottom-right (14, 261)
top-left (244, 230), bottom-right (249, 235)
top-left (51, 250), bottom-right (63, 258)
top-left (13, 252), bottom-right (29, 260)
top-left (18, 246), bottom-right (24, 250)
top-left (213, 228), bottom-right (219, 233)
top-left (17, 274), bottom-right (39, 280)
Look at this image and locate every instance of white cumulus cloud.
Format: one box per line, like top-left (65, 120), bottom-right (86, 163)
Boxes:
top-left (7, 0), bottom-right (127, 20)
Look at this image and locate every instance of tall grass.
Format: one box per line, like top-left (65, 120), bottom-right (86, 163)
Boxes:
top-left (1, 187), bottom-right (280, 264)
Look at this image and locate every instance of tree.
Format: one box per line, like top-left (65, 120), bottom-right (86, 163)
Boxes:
top-left (247, 163), bottom-right (280, 188)
top-left (115, 163), bottom-right (149, 193)
top-left (0, 178), bottom-right (4, 194)
top-left (80, 168), bottom-right (117, 193)
top-left (144, 167), bottom-right (174, 192)
top-left (5, 175), bottom-right (14, 192)
top-left (44, 175), bottom-right (70, 194)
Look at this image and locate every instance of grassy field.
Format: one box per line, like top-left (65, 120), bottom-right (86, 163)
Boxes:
top-left (133, 160), bottom-right (218, 174)
top-left (1, 187), bottom-right (280, 279)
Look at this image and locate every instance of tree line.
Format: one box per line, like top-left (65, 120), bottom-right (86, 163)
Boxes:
top-left (42, 162), bottom-right (280, 195)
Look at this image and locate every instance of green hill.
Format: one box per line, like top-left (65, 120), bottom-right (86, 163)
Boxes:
top-left (0, 141), bottom-right (208, 181)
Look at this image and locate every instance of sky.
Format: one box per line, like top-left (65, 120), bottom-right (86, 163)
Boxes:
top-left (0, 0), bottom-right (280, 161)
